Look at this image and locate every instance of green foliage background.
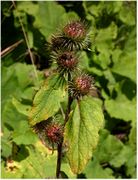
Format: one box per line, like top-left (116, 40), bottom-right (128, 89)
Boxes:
top-left (1, 1), bottom-right (136, 178)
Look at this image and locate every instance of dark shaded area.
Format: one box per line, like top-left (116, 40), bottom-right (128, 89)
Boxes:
top-left (77, 173), bottom-right (87, 178)
top-left (1, 2), bottom-right (18, 50)
top-left (59, 171), bottom-right (69, 178)
top-left (104, 112), bottom-right (131, 143)
top-left (1, 3), bottom-right (51, 70)
top-left (13, 144), bottom-right (29, 162)
top-left (100, 162), bottom-right (131, 179)
top-left (57, 1), bottom-right (86, 19)
top-left (4, 123), bottom-right (14, 131)
top-left (121, 79), bottom-right (136, 100)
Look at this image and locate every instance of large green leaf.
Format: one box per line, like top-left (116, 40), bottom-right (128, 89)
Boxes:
top-left (64, 96), bottom-right (104, 174)
top-left (29, 74), bottom-right (66, 126)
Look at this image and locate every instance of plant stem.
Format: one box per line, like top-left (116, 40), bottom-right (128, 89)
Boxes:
top-left (56, 141), bottom-right (63, 178)
top-left (64, 72), bottom-right (73, 125)
top-left (56, 72), bottom-right (73, 178)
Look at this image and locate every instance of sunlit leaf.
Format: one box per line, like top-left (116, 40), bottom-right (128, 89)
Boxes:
top-left (64, 96), bottom-right (104, 174)
top-left (29, 74), bottom-right (66, 126)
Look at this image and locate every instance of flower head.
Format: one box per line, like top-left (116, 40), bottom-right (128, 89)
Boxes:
top-left (50, 20), bottom-right (90, 51)
top-left (53, 51), bottom-right (78, 75)
top-left (63, 21), bottom-right (86, 40)
top-left (69, 74), bottom-right (95, 99)
top-left (34, 118), bottom-right (63, 150)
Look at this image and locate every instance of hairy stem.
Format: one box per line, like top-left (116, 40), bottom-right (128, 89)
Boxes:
top-left (56, 72), bottom-right (73, 178)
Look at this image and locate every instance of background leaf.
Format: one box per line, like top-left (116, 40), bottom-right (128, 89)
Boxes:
top-left (105, 92), bottom-right (136, 122)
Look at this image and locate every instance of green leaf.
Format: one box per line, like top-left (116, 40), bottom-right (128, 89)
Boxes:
top-left (95, 22), bottom-right (118, 52)
top-left (128, 123), bottom-right (136, 150)
top-left (2, 141), bottom-right (76, 178)
top-left (2, 100), bottom-right (27, 130)
top-left (61, 162), bottom-right (76, 179)
top-left (83, 158), bottom-right (114, 178)
top-left (33, 1), bottom-right (65, 39)
top-left (64, 96), bottom-right (104, 174)
top-left (1, 161), bottom-right (23, 178)
top-left (13, 130), bottom-right (38, 145)
top-left (84, 130), bottom-right (136, 178)
top-left (29, 74), bottom-right (66, 126)
top-left (112, 51), bottom-right (136, 82)
top-left (105, 93), bottom-right (136, 122)
top-left (103, 69), bottom-right (116, 95)
top-left (111, 48), bottom-right (123, 65)
top-left (93, 22), bottom-right (118, 69)
top-left (105, 1), bottom-right (122, 14)
top-left (79, 51), bottom-right (89, 70)
top-left (1, 132), bottom-right (12, 158)
top-left (110, 145), bottom-right (133, 168)
top-left (86, 1), bottom-right (122, 17)
top-left (124, 27), bottom-right (136, 52)
top-left (94, 129), bottom-right (124, 166)
top-left (92, 129), bottom-right (136, 176)
top-left (12, 98), bottom-right (31, 116)
top-left (13, 1), bottom-right (38, 28)
top-left (2, 143), bottom-right (50, 178)
top-left (125, 146), bottom-right (136, 178)
top-left (118, 3), bottom-right (136, 26)
top-left (61, 11), bottom-right (79, 24)
top-left (18, 142), bottom-right (57, 178)
top-left (2, 63), bottom-right (43, 111)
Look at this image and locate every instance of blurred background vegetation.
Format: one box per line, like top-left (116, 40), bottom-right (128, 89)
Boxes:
top-left (1, 1), bottom-right (136, 178)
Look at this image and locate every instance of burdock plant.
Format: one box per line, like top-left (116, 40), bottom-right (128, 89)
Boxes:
top-left (29, 19), bottom-right (104, 178)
